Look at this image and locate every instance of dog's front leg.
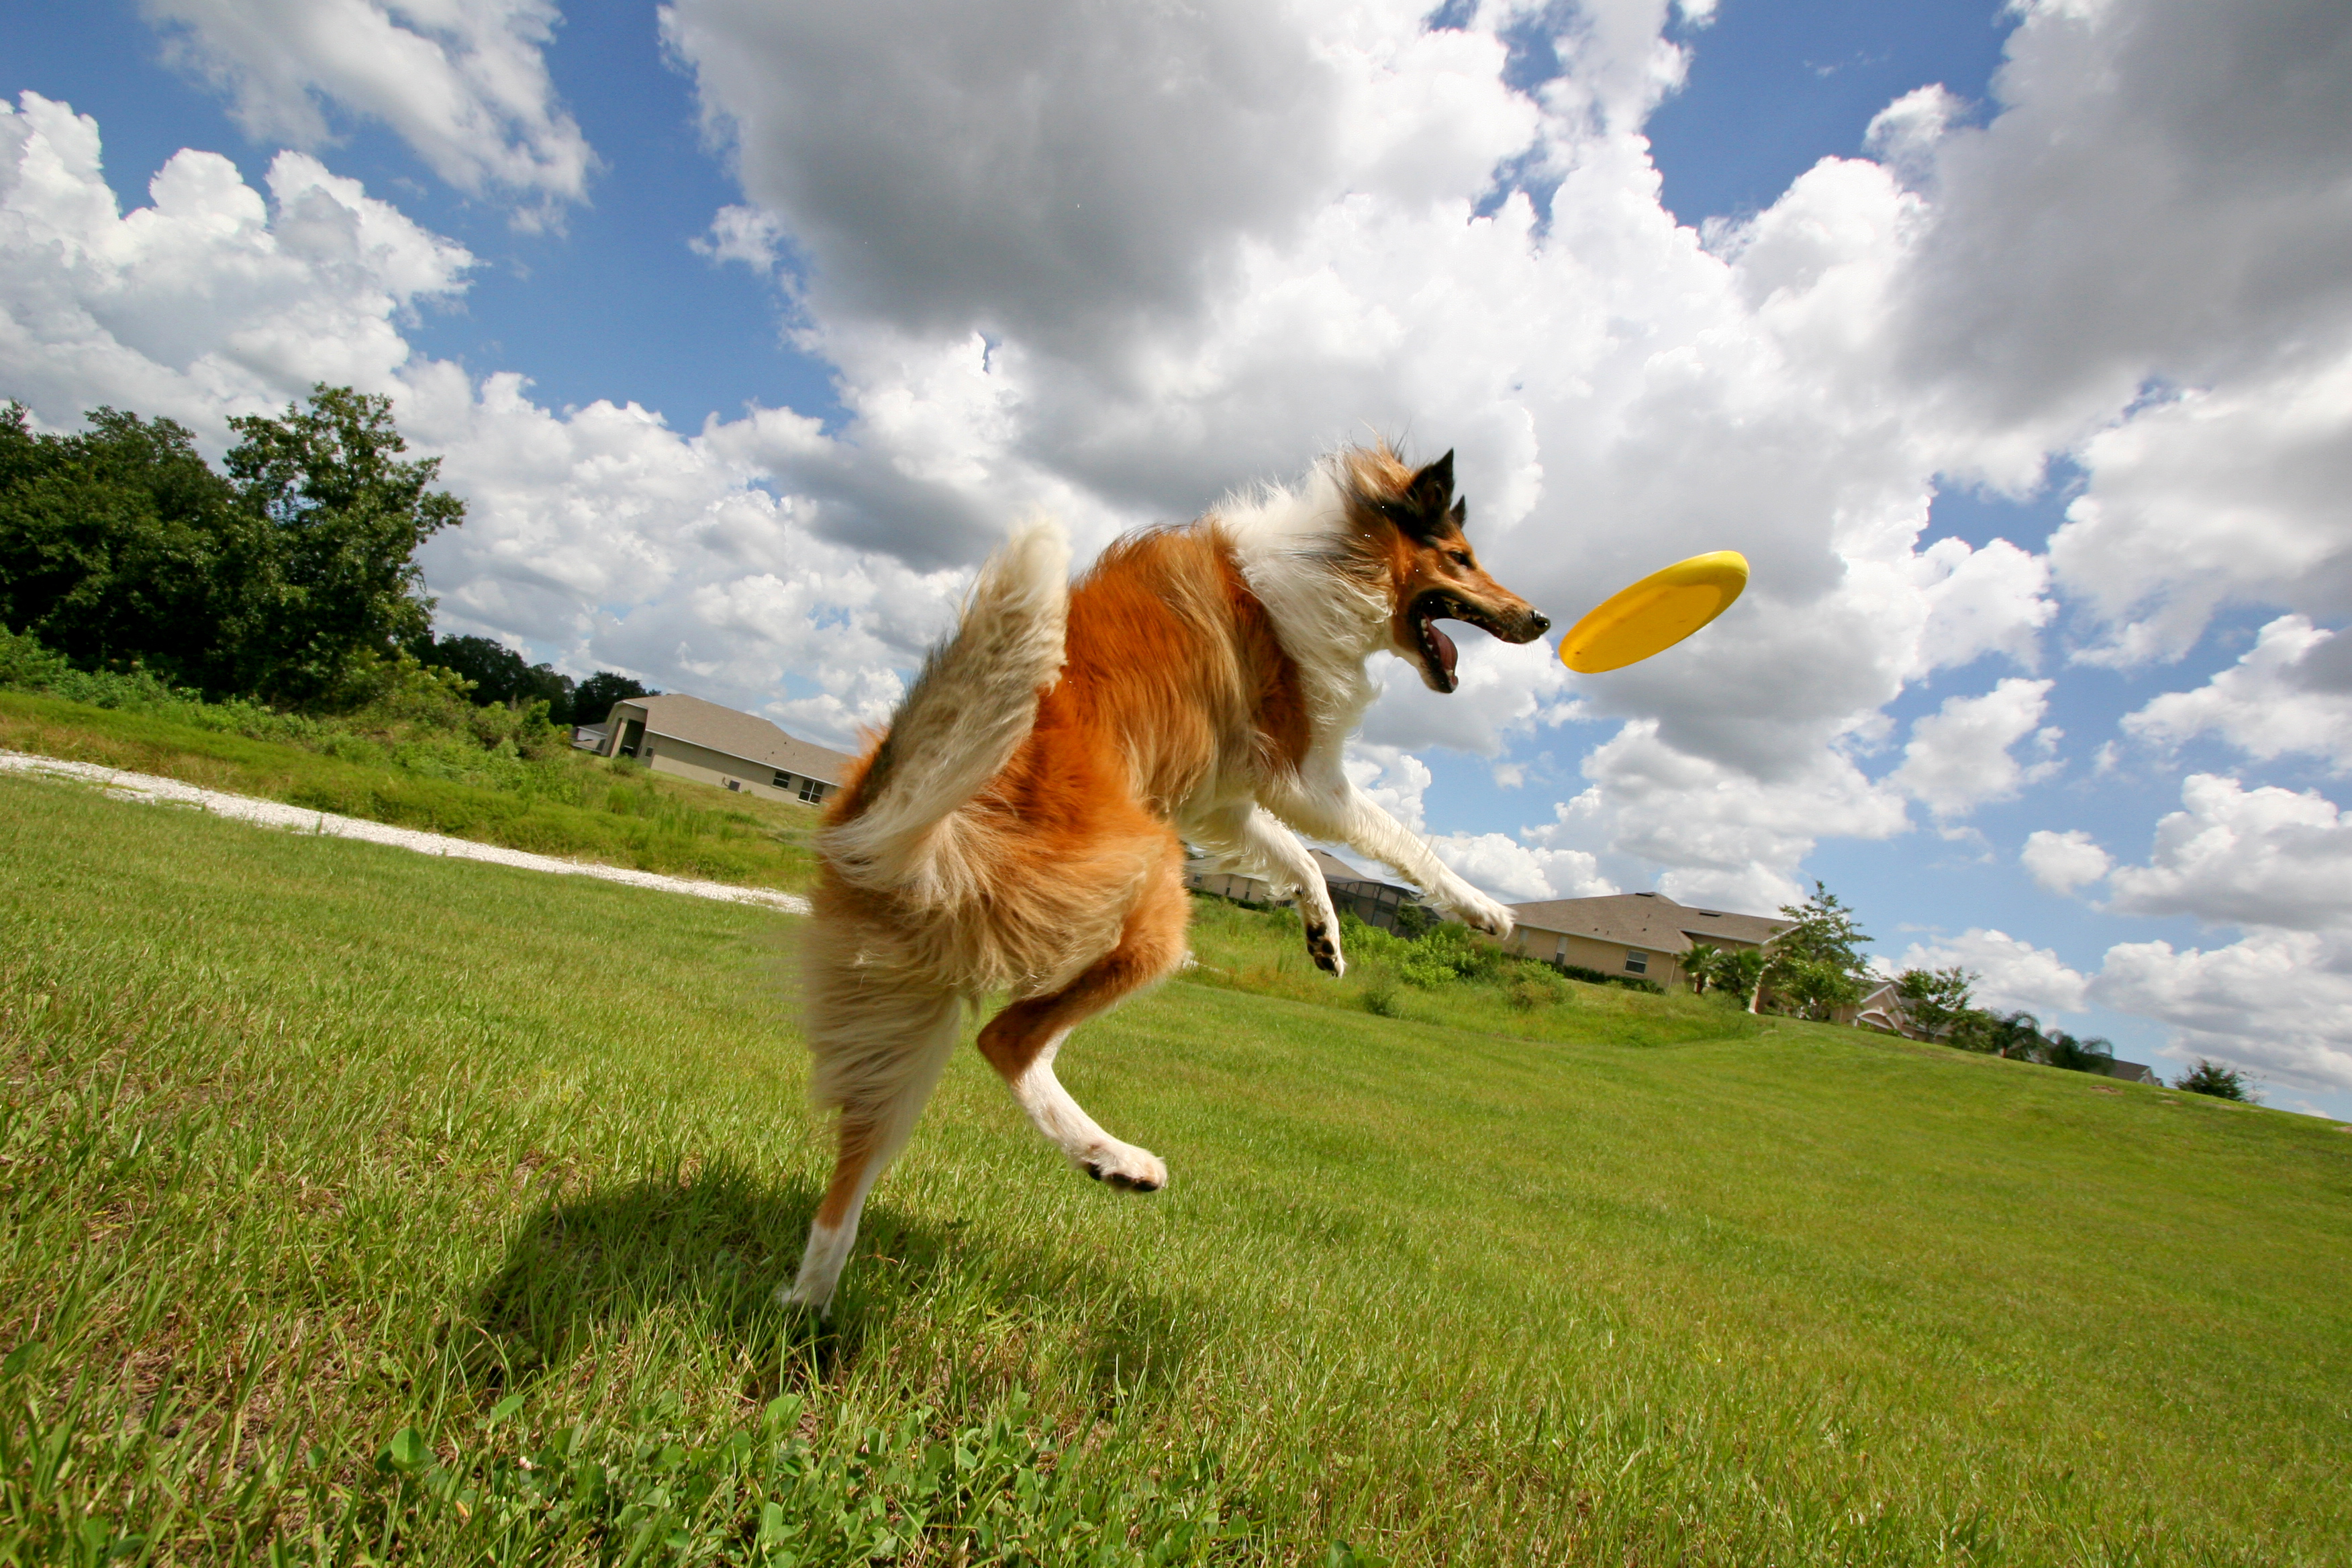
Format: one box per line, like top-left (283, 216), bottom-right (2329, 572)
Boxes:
top-left (1193, 803), bottom-right (1348, 975)
top-left (1271, 783), bottom-right (1516, 940)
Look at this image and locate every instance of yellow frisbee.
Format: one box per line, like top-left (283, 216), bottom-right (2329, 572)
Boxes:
top-left (1559, 551), bottom-right (1750, 673)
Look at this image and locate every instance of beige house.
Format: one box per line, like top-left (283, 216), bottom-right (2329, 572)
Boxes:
top-left (1183, 847), bottom-right (1425, 932)
top-left (591, 693), bottom-right (856, 806)
top-left (1502, 891), bottom-right (1790, 989)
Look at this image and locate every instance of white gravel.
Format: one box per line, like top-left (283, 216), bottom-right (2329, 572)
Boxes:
top-left (0, 749), bottom-right (812, 915)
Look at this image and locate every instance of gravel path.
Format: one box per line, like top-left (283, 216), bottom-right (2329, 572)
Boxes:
top-left (0, 749), bottom-right (813, 915)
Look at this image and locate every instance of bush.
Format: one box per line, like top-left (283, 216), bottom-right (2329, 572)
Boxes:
top-left (2175, 1059), bottom-right (2257, 1101)
top-left (1555, 962), bottom-right (1663, 995)
top-left (1, 624), bottom-right (587, 769)
top-left (2037, 1030), bottom-right (2117, 1074)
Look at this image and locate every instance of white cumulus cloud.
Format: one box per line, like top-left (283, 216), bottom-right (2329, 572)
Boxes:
top-left (0, 93), bottom-right (471, 434)
top-left (2021, 828), bottom-right (2111, 896)
top-left (142, 0), bottom-right (595, 224)
top-left (1889, 677), bottom-right (2059, 820)
top-left (2123, 615), bottom-right (2352, 771)
top-left (2096, 930), bottom-right (2352, 1093)
top-left (2104, 774), bottom-right (2352, 932)
top-left (1896, 928), bottom-right (2092, 1016)
top-left (2083, 773), bottom-right (2352, 1091)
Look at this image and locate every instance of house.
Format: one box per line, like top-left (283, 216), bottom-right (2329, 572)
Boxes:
top-left (1849, 979), bottom-right (1912, 1034)
top-left (1501, 891), bottom-right (1790, 989)
top-left (2099, 1057), bottom-right (2161, 1085)
top-left (1183, 847), bottom-right (1426, 932)
top-left (1308, 849), bottom-right (1422, 931)
top-left (588, 693), bottom-right (856, 806)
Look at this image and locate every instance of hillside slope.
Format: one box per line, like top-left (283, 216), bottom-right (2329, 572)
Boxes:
top-left (2, 773), bottom-right (2345, 1565)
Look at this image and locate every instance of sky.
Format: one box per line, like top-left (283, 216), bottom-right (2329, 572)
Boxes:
top-left (5, 0), bottom-right (2351, 1118)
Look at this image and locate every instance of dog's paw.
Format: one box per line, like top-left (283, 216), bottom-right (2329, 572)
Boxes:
top-left (1079, 1140), bottom-right (1168, 1193)
top-left (774, 1279), bottom-right (833, 1318)
top-left (1303, 920), bottom-right (1348, 977)
top-left (1445, 888), bottom-right (1514, 938)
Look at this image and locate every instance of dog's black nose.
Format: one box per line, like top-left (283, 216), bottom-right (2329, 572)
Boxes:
top-left (1530, 612), bottom-right (1551, 634)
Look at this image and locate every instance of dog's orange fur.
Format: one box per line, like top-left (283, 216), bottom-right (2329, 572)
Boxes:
top-left (786, 444), bottom-right (1547, 1308)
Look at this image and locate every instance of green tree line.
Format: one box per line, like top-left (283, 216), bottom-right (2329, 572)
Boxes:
top-left (0, 387), bottom-right (648, 724)
top-left (1679, 884), bottom-right (2256, 1097)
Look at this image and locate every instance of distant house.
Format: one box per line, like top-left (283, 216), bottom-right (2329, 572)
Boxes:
top-left (1502, 891), bottom-right (1790, 989)
top-left (588, 693), bottom-right (856, 806)
top-left (1849, 979), bottom-right (1911, 1034)
top-left (2099, 1057), bottom-right (2161, 1085)
top-left (1183, 847), bottom-right (1426, 932)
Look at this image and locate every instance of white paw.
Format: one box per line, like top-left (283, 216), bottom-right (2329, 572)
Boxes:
top-left (1449, 888), bottom-right (1514, 938)
top-left (775, 1279), bottom-right (834, 1316)
top-left (1077, 1140), bottom-right (1167, 1193)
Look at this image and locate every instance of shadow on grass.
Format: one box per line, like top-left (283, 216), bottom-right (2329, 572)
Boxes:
top-left (462, 1156), bottom-right (1217, 1412)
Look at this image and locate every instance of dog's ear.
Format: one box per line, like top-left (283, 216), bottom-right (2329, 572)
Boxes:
top-left (1408, 450), bottom-right (1455, 517)
top-left (1379, 450), bottom-right (1456, 542)
top-left (1448, 496), bottom-right (1467, 534)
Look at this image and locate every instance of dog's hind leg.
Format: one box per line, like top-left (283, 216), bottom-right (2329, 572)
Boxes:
top-left (781, 985), bottom-right (963, 1314)
top-left (977, 845), bottom-right (1189, 1191)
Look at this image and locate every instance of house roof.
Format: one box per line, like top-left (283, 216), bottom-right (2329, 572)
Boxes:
top-left (614, 693), bottom-right (858, 785)
top-left (1308, 848), bottom-right (1412, 893)
top-left (1504, 891), bottom-right (1790, 956)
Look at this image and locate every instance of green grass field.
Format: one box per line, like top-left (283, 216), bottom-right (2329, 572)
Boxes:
top-left (0, 692), bottom-right (822, 891)
top-left (3, 773), bottom-right (2348, 1565)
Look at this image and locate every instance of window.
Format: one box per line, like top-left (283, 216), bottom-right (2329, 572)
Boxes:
top-left (1555, 935), bottom-right (1567, 963)
top-left (798, 777), bottom-right (826, 803)
top-left (773, 771), bottom-right (793, 791)
top-left (1624, 950), bottom-right (1649, 974)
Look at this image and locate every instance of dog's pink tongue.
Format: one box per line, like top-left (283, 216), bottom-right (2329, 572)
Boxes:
top-left (1433, 622), bottom-right (1459, 683)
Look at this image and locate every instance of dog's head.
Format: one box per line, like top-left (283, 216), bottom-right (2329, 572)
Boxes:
top-left (1344, 447), bottom-right (1551, 694)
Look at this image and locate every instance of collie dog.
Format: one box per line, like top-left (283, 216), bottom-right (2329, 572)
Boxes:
top-left (782, 445), bottom-right (1550, 1311)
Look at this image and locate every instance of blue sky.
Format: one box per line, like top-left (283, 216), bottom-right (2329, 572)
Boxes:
top-left (5, 0), bottom-right (2350, 1116)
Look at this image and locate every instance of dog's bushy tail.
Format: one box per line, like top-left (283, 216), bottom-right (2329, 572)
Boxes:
top-left (820, 518), bottom-right (1069, 905)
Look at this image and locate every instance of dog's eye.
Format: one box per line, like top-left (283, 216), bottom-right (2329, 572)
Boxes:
top-left (1449, 550), bottom-right (1473, 569)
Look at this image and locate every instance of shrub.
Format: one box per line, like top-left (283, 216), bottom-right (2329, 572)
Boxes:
top-left (2038, 1030), bottom-right (2116, 1074)
top-left (2175, 1059), bottom-right (2257, 1101)
top-left (1555, 963), bottom-right (1662, 995)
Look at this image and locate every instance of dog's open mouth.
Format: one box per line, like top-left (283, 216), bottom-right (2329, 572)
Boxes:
top-left (1408, 593), bottom-right (1511, 694)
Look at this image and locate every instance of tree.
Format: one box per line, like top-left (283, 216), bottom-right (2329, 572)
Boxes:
top-left (1895, 965), bottom-right (1976, 1040)
top-left (1716, 946), bottom-right (1769, 1013)
top-left (2037, 1030), bottom-right (2116, 1073)
top-left (0, 404), bottom-right (237, 680)
top-left (0, 387), bottom-right (464, 707)
top-left (219, 385), bottom-right (464, 703)
top-left (417, 633), bottom-right (579, 723)
top-left (1683, 942), bottom-right (1724, 994)
top-left (2175, 1059), bottom-right (2257, 1101)
top-left (1760, 882), bottom-right (1873, 1020)
top-left (571, 670), bottom-right (655, 727)
top-left (1947, 1008), bottom-right (2045, 1059)
top-left (1389, 897), bottom-right (1443, 940)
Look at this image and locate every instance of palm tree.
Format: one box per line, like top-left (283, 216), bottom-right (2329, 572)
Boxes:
top-left (2039, 1031), bottom-right (2116, 1073)
top-left (1951, 1008), bottom-right (2045, 1059)
top-left (1683, 942), bottom-right (1723, 994)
